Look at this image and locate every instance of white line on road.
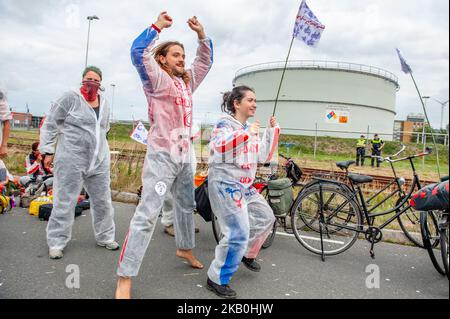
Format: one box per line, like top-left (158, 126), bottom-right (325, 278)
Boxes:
top-left (275, 231), bottom-right (345, 245)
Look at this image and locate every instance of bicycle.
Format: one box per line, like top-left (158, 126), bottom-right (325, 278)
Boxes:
top-left (314, 144), bottom-right (428, 248)
top-left (290, 145), bottom-right (435, 261)
top-left (211, 154), bottom-right (304, 247)
top-left (417, 178), bottom-right (449, 278)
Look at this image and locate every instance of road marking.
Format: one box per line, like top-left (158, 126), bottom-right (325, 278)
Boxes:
top-left (275, 231), bottom-right (345, 245)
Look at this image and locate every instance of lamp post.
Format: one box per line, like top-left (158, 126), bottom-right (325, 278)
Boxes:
top-left (85, 15), bottom-right (99, 68)
top-left (110, 84), bottom-right (116, 123)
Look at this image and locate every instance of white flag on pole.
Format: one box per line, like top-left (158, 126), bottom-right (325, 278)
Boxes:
top-left (130, 121), bottom-right (148, 145)
top-left (293, 0), bottom-right (325, 47)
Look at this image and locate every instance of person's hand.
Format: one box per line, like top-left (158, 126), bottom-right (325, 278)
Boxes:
top-left (44, 155), bottom-right (54, 170)
top-left (0, 145), bottom-right (7, 158)
top-left (187, 16), bottom-right (206, 39)
top-left (269, 116), bottom-right (278, 128)
top-left (36, 154), bottom-right (43, 163)
top-left (154, 11), bottom-right (173, 30)
top-left (249, 120), bottom-right (260, 136)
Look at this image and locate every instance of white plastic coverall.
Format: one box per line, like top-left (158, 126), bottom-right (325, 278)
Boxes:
top-left (117, 25), bottom-right (213, 277)
top-left (0, 88), bottom-right (12, 146)
top-left (39, 90), bottom-right (116, 250)
top-left (161, 147), bottom-right (197, 228)
top-left (207, 115), bottom-right (280, 285)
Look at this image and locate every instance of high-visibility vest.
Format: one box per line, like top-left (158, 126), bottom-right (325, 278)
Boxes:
top-left (356, 139), bottom-right (366, 148)
top-left (371, 139), bottom-right (383, 148)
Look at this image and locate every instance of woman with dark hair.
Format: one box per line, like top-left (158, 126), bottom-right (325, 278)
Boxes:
top-left (206, 86), bottom-right (279, 298)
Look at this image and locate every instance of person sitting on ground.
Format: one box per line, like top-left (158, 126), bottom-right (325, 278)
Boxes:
top-left (19, 142), bottom-right (53, 190)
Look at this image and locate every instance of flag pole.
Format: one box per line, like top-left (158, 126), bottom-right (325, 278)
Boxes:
top-left (409, 72), bottom-right (441, 178)
top-left (272, 37), bottom-right (295, 117)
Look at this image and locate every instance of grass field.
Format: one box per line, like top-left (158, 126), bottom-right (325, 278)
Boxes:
top-left (7, 125), bottom-right (447, 233)
top-left (9, 124), bottom-right (449, 185)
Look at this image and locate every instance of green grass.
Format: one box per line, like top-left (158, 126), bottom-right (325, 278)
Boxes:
top-left (9, 126), bottom-right (448, 193)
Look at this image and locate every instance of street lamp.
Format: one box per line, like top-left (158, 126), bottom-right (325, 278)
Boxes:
top-left (110, 84), bottom-right (116, 123)
top-left (432, 98), bottom-right (449, 130)
top-left (85, 15), bottom-right (99, 68)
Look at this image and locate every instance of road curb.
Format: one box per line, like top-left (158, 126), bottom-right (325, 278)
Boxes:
top-left (111, 190), bottom-right (138, 204)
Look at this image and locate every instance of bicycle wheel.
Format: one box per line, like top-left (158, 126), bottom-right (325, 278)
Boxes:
top-left (290, 183), bottom-right (362, 256)
top-left (420, 211), bottom-right (446, 276)
top-left (397, 198), bottom-right (425, 248)
top-left (211, 212), bottom-right (223, 244)
top-left (439, 212), bottom-right (449, 278)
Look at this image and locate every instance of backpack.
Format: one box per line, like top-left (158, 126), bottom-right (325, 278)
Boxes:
top-left (195, 178), bottom-right (213, 222)
top-left (38, 204), bottom-right (84, 221)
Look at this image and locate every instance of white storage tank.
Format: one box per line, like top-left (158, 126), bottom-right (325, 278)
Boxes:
top-left (233, 60), bottom-right (400, 140)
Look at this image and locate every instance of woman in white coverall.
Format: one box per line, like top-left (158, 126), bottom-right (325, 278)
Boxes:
top-left (206, 86), bottom-right (279, 299)
top-left (39, 66), bottom-right (118, 260)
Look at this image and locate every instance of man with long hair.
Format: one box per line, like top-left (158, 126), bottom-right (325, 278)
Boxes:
top-left (116, 11), bottom-right (213, 298)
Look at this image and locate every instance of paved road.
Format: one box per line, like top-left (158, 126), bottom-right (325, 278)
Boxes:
top-left (0, 202), bottom-right (448, 299)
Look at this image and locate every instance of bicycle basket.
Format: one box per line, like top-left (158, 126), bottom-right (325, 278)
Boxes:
top-left (267, 178), bottom-right (293, 217)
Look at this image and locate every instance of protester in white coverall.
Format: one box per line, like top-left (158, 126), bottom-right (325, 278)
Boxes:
top-left (39, 66), bottom-right (118, 260)
top-left (115, 12), bottom-right (213, 299)
top-left (0, 88), bottom-right (12, 159)
top-left (206, 86), bottom-right (279, 299)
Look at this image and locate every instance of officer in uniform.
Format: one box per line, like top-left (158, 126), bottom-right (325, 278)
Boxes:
top-left (355, 135), bottom-right (366, 166)
top-left (370, 134), bottom-right (385, 168)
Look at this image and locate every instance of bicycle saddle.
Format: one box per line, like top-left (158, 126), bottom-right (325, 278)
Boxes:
top-left (347, 173), bottom-right (373, 184)
top-left (336, 160), bottom-right (356, 170)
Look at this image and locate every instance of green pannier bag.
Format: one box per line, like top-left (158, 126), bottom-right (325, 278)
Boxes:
top-left (267, 178), bottom-right (293, 217)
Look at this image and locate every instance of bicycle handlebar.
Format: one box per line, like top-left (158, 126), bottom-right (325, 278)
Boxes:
top-left (364, 145), bottom-right (432, 163)
top-left (391, 143), bottom-right (406, 158)
top-left (279, 153), bottom-right (291, 161)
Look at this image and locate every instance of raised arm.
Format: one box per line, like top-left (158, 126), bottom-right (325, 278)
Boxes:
top-left (186, 16), bottom-right (213, 93)
top-left (130, 12), bottom-right (173, 93)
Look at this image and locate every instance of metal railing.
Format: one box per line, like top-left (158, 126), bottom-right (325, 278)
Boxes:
top-left (234, 60), bottom-right (399, 87)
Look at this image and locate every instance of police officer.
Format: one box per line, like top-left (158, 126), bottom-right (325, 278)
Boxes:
top-left (370, 134), bottom-right (385, 168)
top-left (356, 135), bottom-right (366, 166)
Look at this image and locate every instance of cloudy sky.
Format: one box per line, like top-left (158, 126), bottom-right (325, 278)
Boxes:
top-left (0, 0), bottom-right (448, 128)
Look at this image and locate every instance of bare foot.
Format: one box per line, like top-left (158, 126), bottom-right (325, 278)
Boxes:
top-left (115, 277), bottom-right (132, 299)
top-left (176, 249), bottom-right (204, 269)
